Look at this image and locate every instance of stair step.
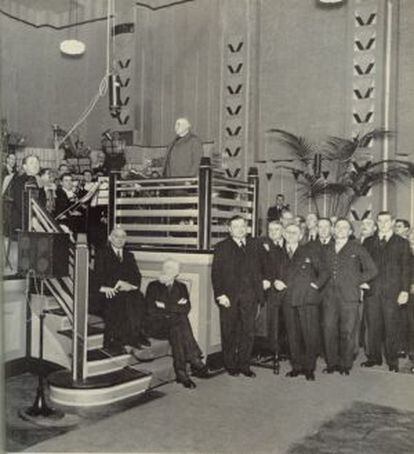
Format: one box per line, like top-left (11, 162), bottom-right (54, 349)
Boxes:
top-left (48, 367), bottom-right (153, 406)
top-left (44, 307), bottom-right (66, 316)
top-left (58, 324), bottom-right (104, 339)
top-left (132, 355), bottom-right (175, 388)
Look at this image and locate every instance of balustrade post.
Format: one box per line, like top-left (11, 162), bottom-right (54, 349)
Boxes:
top-left (198, 157), bottom-right (212, 251)
top-left (72, 233), bottom-right (89, 383)
top-left (108, 171), bottom-right (117, 236)
top-left (248, 167), bottom-right (259, 237)
top-left (23, 183), bottom-right (39, 232)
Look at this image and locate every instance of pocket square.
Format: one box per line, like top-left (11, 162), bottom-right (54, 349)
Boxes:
top-left (155, 301), bottom-right (166, 309)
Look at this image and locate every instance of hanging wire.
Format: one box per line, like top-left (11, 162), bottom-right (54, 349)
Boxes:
top-left (58, 0), bottom-right (114, 147)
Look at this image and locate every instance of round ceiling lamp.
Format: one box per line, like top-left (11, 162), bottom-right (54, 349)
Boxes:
top-left (60, 39), bottom-right (86, 56)
top-left (60, 0), bottom-right (86, 56)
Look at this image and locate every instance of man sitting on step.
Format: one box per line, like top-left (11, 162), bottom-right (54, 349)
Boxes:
top-left (145, 258), bottom-right (210, 389)
top-left (94, 226), bottom-right (150, 354)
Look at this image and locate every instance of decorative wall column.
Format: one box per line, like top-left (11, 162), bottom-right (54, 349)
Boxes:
top-left (218, 0), bottom-right (260, 179)
top-left (347, 0), bottom-right (386, 221)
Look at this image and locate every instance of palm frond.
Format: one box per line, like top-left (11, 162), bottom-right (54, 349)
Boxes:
top-left (353, 165), bottom-right (412, 196)
top-left (324, 129), bottom-right (393, 162)
top-left (357, 128), bottom-right (394, 148)
top-left (268, 128), bottom-right (314, 165)
top-left (324, 136), bottom-right (358, 161)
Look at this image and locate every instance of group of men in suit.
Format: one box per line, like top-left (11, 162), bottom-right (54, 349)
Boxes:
top-left (212, 211), bottom-right (413, 380)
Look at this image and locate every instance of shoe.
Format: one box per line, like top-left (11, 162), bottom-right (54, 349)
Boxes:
top-left (177, 376), bottom-right (197, 389)
top-left (227, 369), bottom-right (240, 377)
top-left (340, 367), bottom-right (350, 376)
top-left (240, 369), bottom-right (256, 378)
top-left (388, 365), bottom-right (399, 373)
top-left (305, 371), bottom-right (315, 381)
top-left (273, 361), bottom-right (280, 375)
top-left (322, 366), bottom-right (339, 374)
top-left (102, 344), bottom-right (126, 356)
top-left (410, 366), bottom-right (414, 374)
top-left (139, 335), bottom-right (151, 348)
top-left (129, 347), bottom-right (155, 362)
top-left (361, 360), bottom-right (382, 368)
top-left (191, 365), bottom-right (211, 379)
top-left (285, 370), bottom-right (301, 377)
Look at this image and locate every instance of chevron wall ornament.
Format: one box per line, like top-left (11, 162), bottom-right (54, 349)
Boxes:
top-left (349, 0), bottom-right (381, 219)
top-left (220, 33), bottom-right (246, 179)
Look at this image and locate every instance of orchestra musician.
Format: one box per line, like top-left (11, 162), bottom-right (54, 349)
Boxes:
top-left (54, 173), bottom-right (86, 235)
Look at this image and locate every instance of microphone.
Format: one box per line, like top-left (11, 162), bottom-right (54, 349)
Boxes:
top-left (108, 74), bottom-right (121, 115)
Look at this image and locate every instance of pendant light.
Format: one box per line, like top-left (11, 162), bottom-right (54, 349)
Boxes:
top-left (60, 0), bottom-right (86, 56)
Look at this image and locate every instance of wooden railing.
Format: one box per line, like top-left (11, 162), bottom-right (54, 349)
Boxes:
top-left (105, 157), bottom-right (259, 251)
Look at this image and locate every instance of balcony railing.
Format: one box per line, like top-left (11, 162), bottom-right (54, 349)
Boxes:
top-left (103, 157), bottom-right (259, 251)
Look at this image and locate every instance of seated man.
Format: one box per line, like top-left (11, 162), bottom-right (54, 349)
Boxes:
top-left (94, 227), bottom-right (150, 354)
top-left (145, 259), bottom-right (210, 389)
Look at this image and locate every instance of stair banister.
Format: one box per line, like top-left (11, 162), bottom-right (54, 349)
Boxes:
top-left (72, 233), bottom-right (89, 383)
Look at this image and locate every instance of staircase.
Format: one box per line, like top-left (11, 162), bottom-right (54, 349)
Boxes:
top-left (28, 196), bottom-right (175, 407)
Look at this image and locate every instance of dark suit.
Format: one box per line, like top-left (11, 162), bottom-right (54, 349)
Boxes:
top-left (277, 243), bottom-right (329, 372)
top-left (407, 254), bottom-right (414, 359)
top-left (363, 234), bottom-right (411, 367)
top-left (54, 186), bottom-right (86, 234)
top-left (323, 240), bottom-right (377, 370)
top-left (145, 280), bottom-right (202, 376)
top-left (267, 204), bottom-right (289, 222)
top-left (94, 244), bottom-right (146, 349)
top-left (212, 236), bottom-right (264, 372)
top-left (257, 238), bottom-right (284, 354)
top-left (10, 173), bottom-right (38, 237)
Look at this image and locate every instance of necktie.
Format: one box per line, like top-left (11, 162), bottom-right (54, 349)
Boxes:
top-left (117, 249), bottom-right (122, 261)
top-left (239, 241), bottom-right (246, 252)
top-left (380, 236), bottom-right (387, 247)
top-left (287, 247), bottom-right (293, 259)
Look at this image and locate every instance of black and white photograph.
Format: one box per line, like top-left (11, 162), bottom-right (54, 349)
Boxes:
top-left (1, 0), bottom-right (414, 452)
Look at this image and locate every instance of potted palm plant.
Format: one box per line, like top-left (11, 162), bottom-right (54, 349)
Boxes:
top-left (267, 128), bottom-right (414, 217)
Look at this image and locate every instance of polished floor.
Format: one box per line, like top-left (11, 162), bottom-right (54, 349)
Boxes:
top-left (6, 354), bottom-right (414, 453)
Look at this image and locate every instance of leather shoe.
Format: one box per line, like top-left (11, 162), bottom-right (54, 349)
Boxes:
top-left (388, 365), bottom-right (399, 373)
top-left (322, 366), bottom-right (339, 374)
top-left (240, 369), bottom-right (256, 378)
top-left (273, 361), bottom-right (280, 375)
top-left (139, 335), bottom-right (151, 348)
top-left (361, 360), bottom-right (382, 368)
top-left (285, 369), bottom-right (301, 377)
top-left (227, 369), bottom-right (240, 377)
top-left (191, 365), bottom-right (211, 379)
top-left (305, 371), bottom-right (315, 381)
top-left (340, 367), bottom-right (350, 376)
top-left (177, 375), bottom-right (196, 389)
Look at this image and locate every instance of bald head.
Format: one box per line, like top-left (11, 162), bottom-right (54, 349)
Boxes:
top-left (283, 223), bottom-right (301, 245)
top-left (175, 118), bottom-right (191, 137)
top-left (162, 258), bottom-right (180, 279)
top-left (109, 227), bottom-right (127, 249)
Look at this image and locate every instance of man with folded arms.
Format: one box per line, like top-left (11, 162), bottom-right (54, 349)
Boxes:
top-left (145, 259), bottom-right (210, 389)
top-left (323, 219), bottom-right (377, 375)
top-left (274, 224), bottom-right (329, 381)
top-left (212, 215), bottom-right (264, 378)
